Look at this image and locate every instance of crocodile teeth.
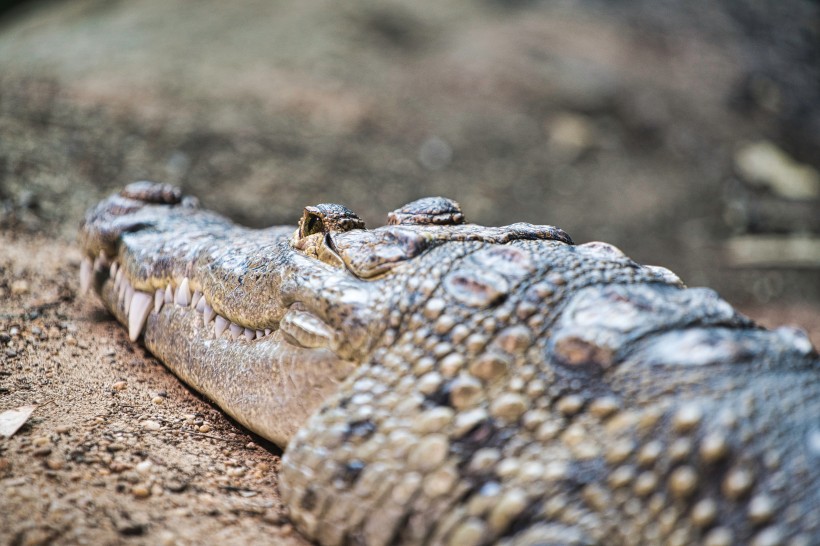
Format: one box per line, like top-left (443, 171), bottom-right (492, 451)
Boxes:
top-left (175, 277), bottom-right (191, 307)
top-left (110, 261), bottom-right (118, 279)
top-left (203, 303), bottom-right (215, 326)
top-left (128, 291), bottom-right (153, 342)
top-left (124, 284), bottom-right (135, 315)
top-left (255, 330), bottom-right (264, 339)
top-left (115, 267), bottom-right (124, 291)
top-left (229, 323), bottom-right (243, 340)
top-left (154, 288), bottom-right (165, 314)
top-left (80, 258), bottom-right (93, 294)
top-left (118, 277), bottom-right (128, 304)
top-left (214, 315), bottom-right (229, 338)
top-left (194, 292), bottom-right (206, 313)
top-left (265, 328), bottom-right (272, 336)
top-left (164, 284), bottom-right (174, 304)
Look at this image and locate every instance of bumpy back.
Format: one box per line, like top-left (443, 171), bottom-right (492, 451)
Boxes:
top-left (281, 238), bottom-right (819, 546)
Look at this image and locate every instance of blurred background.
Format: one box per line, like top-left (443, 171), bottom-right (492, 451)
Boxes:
top-left (1, 0), bottom-right (818, 307)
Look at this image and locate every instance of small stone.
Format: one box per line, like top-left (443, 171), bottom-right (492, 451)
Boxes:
top-left (33, 446), bottom-right (52, 457)
top-left (151, 396), bottom-right (164, 405)
top-left (198, 424), bottom-right (211, 433)
top-left (142, 420), bottom-right (161, 431)
top-left (136, 460), bottom-right (153, 474)
top-left (131, 484), bottom-right (151, 498)
top-left (11, 280), bottom-right (29, 295)
top-left (112, 381), bottom-right (127, 391)
top-left (165, 480), bottom-right (188, 493)
top-left (45, 458), bottom-right (64, 470)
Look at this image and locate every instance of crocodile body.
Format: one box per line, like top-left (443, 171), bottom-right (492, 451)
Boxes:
top-left (79, 182), bottom-right (819, 546)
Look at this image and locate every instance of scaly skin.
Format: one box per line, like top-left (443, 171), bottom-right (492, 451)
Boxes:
top-left (79, 182), bottom-right (819, 546)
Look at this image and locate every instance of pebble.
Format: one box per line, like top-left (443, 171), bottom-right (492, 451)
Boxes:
top-left (131, 484), bottom-right (151, 498)
top-left (45, 458), bottom-right (64, 470)
top-left (112, 381), bottom-right (127, 391)
top-left (11, 279), bottom-right (29, 295)
top-left (142, 420), bottom-right (161, 431)
top-left (151, 396), bottom-right (164, 405)
top-left (136, 460), bottom-right (153, 474)
top-left (198, 424), bottom-right (211, 433)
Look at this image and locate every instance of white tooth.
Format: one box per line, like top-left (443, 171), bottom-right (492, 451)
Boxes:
top-left (115, 268), bottom-right (124, 290)
top-left (118, 278), bottom-right (127, 303)
top-left (93, 256), bottom-right (103, 272)
top-left (194, 292), bottom-right (205, 313)
top-left (164, 284), bottom-right (174, 304)
top-left (264, 328), bottom-right (272, 336)
top-left (124, 284), bottom-right (135, 315)
top-left (255, 330), bottom-right (264, 339)
top-left (110, 261), bottom-right (118, 279)
top-left (203, 303), bottom-right (216, 326)
top-left (128, 291), bottom-right (153, 342)
top-left (176, 277), bottom-right (191, 306)
top-left (229, 323), bottom-right (243, 340)
top-left (215, 315), bottom-right (229, 337)
top-left (99, 250), bottom-right (109, 266)
top-left (244, 328), bottom-right (255, 341)
top-left (154, 289), bottom-right (165, 314)
top-left (80, 258), bottom-right (93, 294)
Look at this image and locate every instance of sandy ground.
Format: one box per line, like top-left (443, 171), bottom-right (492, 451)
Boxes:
top-left (2, 232), bottom-right (818, 545)
top-left (0, 234), bottom-right (305, 546)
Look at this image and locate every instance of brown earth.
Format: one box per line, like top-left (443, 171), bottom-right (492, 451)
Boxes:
top-left (0, 234), bottom-right (307, 545)
top-left (1, 1), bottom-right (818, 545)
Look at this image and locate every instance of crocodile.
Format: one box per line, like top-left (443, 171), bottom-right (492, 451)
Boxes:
top-left (78, 181), bottom-right (819, 546)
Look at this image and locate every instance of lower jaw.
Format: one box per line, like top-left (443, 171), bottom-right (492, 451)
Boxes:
top-left (97, 278), bottom-right (356, 447)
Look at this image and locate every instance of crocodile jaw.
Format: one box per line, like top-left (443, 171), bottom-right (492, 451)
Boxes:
top-left (86, 254), bottom-right (357, 447)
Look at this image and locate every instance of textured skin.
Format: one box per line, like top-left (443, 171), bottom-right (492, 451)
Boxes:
top-left (80, 183), bottom-right (820, 546)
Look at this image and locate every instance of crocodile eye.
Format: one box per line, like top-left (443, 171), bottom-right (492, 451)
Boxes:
top-left (301, 209), bottom-right (325, 238)
top-left (298, 204), bottom-right (365, 239)
top-left (387, 196), bottom-right (465, 226)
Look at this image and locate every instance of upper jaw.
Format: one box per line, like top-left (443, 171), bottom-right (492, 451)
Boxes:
top-left (78, 184), bottom-right (382, 360)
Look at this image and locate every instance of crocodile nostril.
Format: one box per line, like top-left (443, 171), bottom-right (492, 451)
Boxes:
top-left (120, 181), bottom-right (183, 205)
top-left (387, 196), bottom-right (465, 226)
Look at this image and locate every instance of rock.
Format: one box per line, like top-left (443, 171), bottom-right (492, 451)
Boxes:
top-left (735, 141), bottom-right (820, 199)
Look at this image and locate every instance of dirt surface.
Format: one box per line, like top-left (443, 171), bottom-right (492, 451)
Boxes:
top-left (0, 1), bottom-right (818, 545)
top-left (0, 234), bottom-right (306, 546)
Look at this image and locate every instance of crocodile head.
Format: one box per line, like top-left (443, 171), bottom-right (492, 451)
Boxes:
top-left (78, 181), bottom-right (574, 445)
